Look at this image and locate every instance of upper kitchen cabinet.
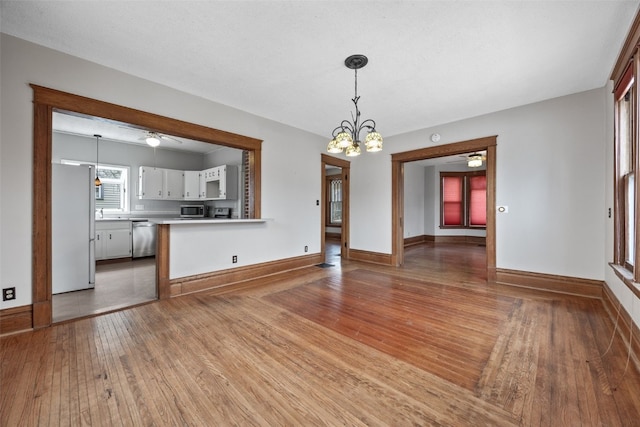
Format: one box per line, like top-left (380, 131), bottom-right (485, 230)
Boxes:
top-left (204, 165), bottom-right (238, 200)
top-left (183, 170), bottom-right (202, 200)
top-left (138, 166), bottom-right (163, 199)
top-left (138, 166), bottom-right (184, 200)
top-left (164, 169), bottom-right (184, 200)
top-left (139, 165), bottom-right (238, 200)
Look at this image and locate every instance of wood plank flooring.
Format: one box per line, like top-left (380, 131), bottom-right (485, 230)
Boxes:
top-left (2, 243), bottom-right (640, 425)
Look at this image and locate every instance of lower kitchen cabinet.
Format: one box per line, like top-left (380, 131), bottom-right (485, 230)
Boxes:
top-left (95, 221), bottom-right (132, 260)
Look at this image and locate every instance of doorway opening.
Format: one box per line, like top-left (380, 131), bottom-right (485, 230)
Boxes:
top-left (321, 154), bottom-right (350, 264)
top-left (31, 84), bottom-right (263, 329)
top-left (391, 136), bottom-right (497, 281)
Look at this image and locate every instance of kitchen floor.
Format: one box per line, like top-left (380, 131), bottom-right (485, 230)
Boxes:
top-left (52, 257), bottom-right (157, 323)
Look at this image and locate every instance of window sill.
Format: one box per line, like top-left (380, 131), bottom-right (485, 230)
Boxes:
top-left (609, 263), bottom-right (640, 299)
top-left (439, 226), bottom-right (486, 230)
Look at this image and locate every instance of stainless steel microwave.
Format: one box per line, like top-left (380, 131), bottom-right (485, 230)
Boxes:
top-left (180, 205), bottom-right (205, 218)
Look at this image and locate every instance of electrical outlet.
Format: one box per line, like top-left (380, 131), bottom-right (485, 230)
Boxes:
top-left (3, 287), bottom-right (16, 301)
top-left (232, 255), bottom-right (238, 263)
top-left (304, 246), bottom-right (308, 252)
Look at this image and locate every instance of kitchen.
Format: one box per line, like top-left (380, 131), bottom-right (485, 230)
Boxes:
top-left (51, 112), bottom-right (244, 322)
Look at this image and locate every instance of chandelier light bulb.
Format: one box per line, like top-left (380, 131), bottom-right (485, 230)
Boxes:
top-left (365, 131), bottom-right (383, 152)
top-left (335, 132), bottom-right (353, 148)
top-left (345, 144), bottom-right (361, 157)
top-left (327, 139), bottom-right (343, 153)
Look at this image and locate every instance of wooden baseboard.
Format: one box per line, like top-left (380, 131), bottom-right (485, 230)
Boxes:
top-left (325, 232), bottom-right (341, 241)
top-left (0, 305), bottom-right (33, 336)
top-left (349, 249), bottom-right (393, 266)
top-left (404, 234), bottom-right (486, 247)
top-left (170, 253), bottom-right (324, 296)
top-left (404, 235), bottom-right (427, 247)
top-left (495, 268), bottom-right (603, 298)
top-left (602, 282), bottom-right (640, 373)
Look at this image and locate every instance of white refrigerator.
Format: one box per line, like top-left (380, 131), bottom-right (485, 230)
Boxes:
top-left (52, 163), bottom-right (96, 294)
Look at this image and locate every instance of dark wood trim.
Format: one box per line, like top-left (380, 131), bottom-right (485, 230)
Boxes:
top-left (325, 232), bottom-right (341, 240)
top-left (601, 281), bottom-right (640, 373)
top-left (349, 249), bottom-right (393, 266)
top-left (609, 263), bottom-right (640, 299)
top-left (404, 235), bottom-right (486, 247)
top-left (31, 85), bottom-right (262, 149)
top-left (32, 102), bottom-right (52, 329)
top-left (495, 268), bottom-right (603, 299)
top-left (404, 235), bottom-right (428, 247)
top-left (31, 85), bottom-right (263, 328)
top-left (169, 253), bottom-right (323, 296)
top-left (156, 224), bottom-right (171, 300)
top-left (391, 136), bottom-right (497, 280)
top-left (391, 160), bottom-right (404, 266)
top-left (0, 305), bottom-right (33, 336)
top-left (610, 10), bottom-right (640, 84)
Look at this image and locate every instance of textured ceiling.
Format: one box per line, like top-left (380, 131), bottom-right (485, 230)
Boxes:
top-left (2, 1), bottom-right (638, 141)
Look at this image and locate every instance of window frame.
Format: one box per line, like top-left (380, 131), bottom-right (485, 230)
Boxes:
top-left (61, 159), bottom-right (130, 213)
top-left (325, 175), bottom-right (343, 227)
top-left (611, 20), bottom-right (640, 294)
top-left (613, 60), bottom-right (638, 277)
top-left (439, 170), bottom-right (487, 230)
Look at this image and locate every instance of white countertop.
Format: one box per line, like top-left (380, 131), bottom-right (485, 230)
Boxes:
top-left (149, 218), bottom-right (269, 225)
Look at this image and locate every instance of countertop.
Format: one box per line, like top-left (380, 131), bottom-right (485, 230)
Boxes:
top-left (150, 218), bottom-right (269, 225)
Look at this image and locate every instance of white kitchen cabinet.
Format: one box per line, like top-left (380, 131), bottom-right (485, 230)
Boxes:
top-left (204, 165), bottom-right (238, 199)
top-left (95, 221), bottom-right (132, 260)
top-left (138, 166), bottom-right (164, 199)
top-left (198, 172), bottom-right (206, 198)
top-left (164, 169), bottom-right (184, 200)
top-left (184, 170), bottom-right (202, 200)
top-left (95, 231), bottom-right (105, 260)
top-left (203, 167), bottom-right (220, 182)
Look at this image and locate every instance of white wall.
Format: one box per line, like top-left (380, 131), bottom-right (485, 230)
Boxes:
top-left (0, 34), bottom-right (327, 309)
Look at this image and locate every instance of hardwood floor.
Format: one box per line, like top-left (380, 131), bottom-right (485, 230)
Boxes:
top-left (52, 257), bottom-right (157, 323)
top-left (2, 242), bottom-right (640, 425)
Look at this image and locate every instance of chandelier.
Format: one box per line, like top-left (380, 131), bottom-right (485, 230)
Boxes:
top-left (327, 54), bottom-right (383, 157)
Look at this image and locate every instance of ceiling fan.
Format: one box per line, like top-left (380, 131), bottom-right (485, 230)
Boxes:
top-left (140, 131), bottom-right (183, 147)
top-left (446, 152), bottom-right (487, 167)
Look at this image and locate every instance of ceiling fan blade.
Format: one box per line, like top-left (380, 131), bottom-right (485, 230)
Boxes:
top-left (160, 134), bottom-right (183, 144)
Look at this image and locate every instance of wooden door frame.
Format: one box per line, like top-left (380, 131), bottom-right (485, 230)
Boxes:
top-left (31, 85), bottom-right (263, 329)
top-left (321, 154), bottom-right (350, 261)
top-left (391, 136), bottom-right (497, 281)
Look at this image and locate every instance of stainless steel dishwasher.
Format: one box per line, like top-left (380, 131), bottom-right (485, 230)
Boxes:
top-left (132, 220), bottom-right (156, 258)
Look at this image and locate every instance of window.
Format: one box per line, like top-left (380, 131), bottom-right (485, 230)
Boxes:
top-left (440, 171), bottom-right (486, 228)
top-left (62, 160), bottom-right (129, 212)
top-left (326, 176), bottom-right (342, 226)
top-left (614, 63), bottom-right (636, 272)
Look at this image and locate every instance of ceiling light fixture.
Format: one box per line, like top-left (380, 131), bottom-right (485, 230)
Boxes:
top-left (468, 153), bottom-right (483, 168)
top-left (327, 54), bottom-right (382, 157)
top-left (145, 132), bottom-right (161, 147)
top-left (94, 134), bottom-right (102, 187)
